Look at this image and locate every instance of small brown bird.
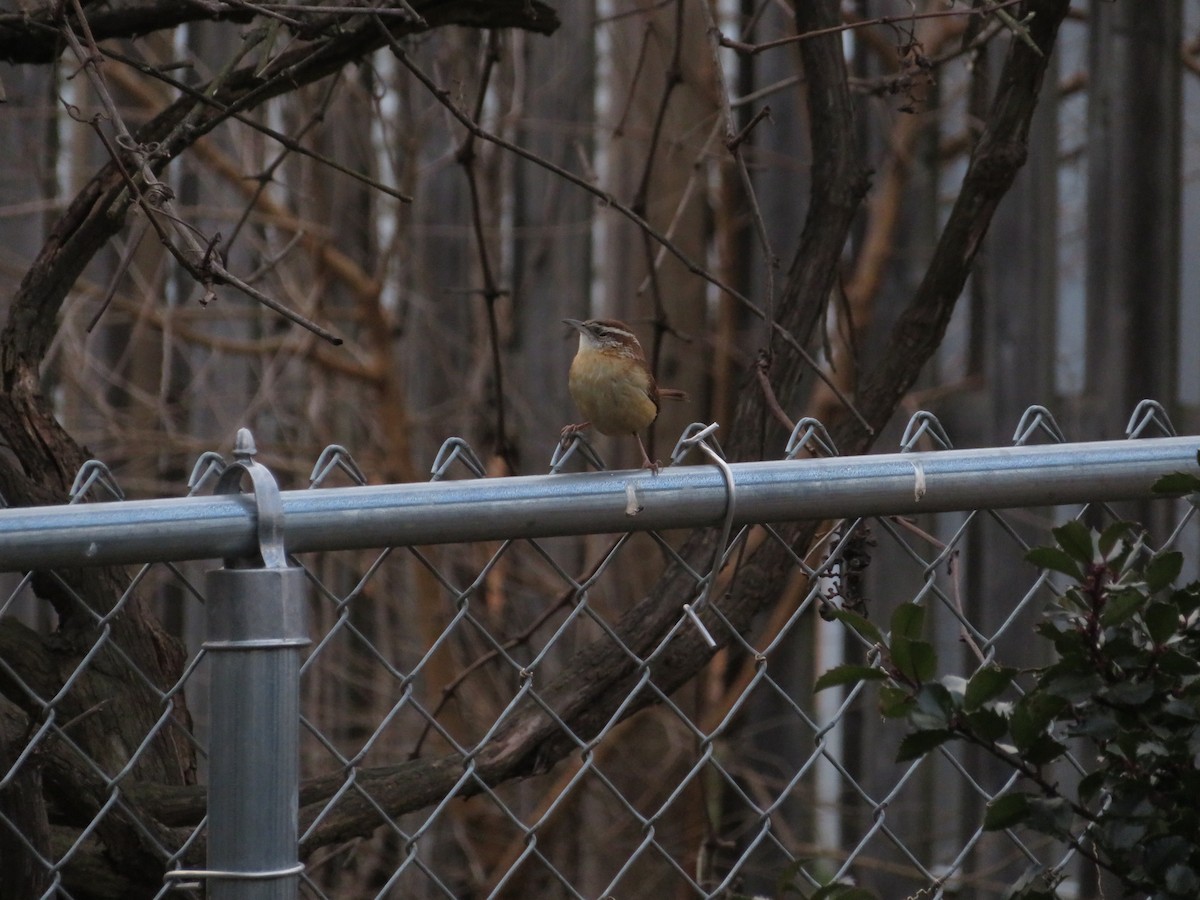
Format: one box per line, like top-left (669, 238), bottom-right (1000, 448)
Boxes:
top-left (561, 318), bottom-right (687, 472)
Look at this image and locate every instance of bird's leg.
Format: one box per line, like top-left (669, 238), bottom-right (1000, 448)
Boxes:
top-left (635, 433), bottom-right (659, 475)
top-left (560, 421), bottom-right (591, 447)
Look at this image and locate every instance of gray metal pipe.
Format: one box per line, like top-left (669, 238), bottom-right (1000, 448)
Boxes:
top-left (0, 436), bottom-right (1195, 571)
top-left (204, 566), bottom-right (308, 900)
top-left (164, 432), bottom-right (308, 900)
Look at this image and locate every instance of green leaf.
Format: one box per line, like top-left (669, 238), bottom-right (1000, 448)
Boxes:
top-left (1144, 600), bottom-right (1181, 645)
top-left (1023, 796), bottom-right (1073, 837)
top-left (963, 707), bottom-right (1009, 743)
top-left (1103, 819), bottom-right (1147, 850)
top-left (1100, 589), bottom-right (1146, 627)
top-left (775, 857), bottom-right (812, 895)
top-left (983, 792), bottom-right (1031, 830)
top-left (1102, 632), bottom-right (1140, 668)
top-left (1098, 520), bottom-right (1135, 560)
top-left (775, 857), bottom-right (811, 895)
top-left (890, 602), bottom-right (925, 640)
top-left (1021, 733), bottom-right (1068, 767)
top-left (1146, 551), bottom-right (1184, 592)
top-left (1103, 680), bottom-right (1155, 707)
top-left (1010, 693), bottom-right (1067, 750)
top-left (890, 637), bottom-right (936, 684)
top-left (911, 683), bottom-right (956, 729)
top-left (1152, 471), bottom-right (1200, 495)
top-left (814, 665), bottom-right (888, 693)
top-left (1056, 587), bottom-right (1091, 616)
top-left (826, 607), bottom-right (884, 646)
top-left (940, 673), bottom-right (968, 702)
top-left (1025, 546), bottom-right (1082, 580)
top-left (1007, 864), bottom-right (1062, 900)
top-left (1048, 625), bottom-right (1089, 660)
top-left (895, 729), bottom-right (955, 762)
top-left (1156, 649), bottom-right (1200, 677)
top-left (1041, 668), bottom-right (1103, 703)
top-left (1165, 864), bottom-right (1200, 897)
top-left (1069, 709), bottom-right (1119, 742)
top-left (1053, 519), bottom-right (1095, 565)
top-left (1172, 583), bottom-right (1200, 616)
top-left (1135, 739), bottom-right (1168, 758)
top-left (878, 684), bottom-right (914, 718)
top-left (964, 665), bottom-right (1017, 711)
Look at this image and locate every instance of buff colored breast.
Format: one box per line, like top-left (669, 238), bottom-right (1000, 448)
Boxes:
top-left (568, 351), bottom-right (659, 436)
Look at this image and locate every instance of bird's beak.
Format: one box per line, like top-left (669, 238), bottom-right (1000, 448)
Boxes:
top-left (563, 318), bottom-right (586, 335)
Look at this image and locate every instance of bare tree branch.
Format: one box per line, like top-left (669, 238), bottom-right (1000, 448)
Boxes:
top-left (0, 0), bottom-right (554, 64)
top-left (270, 0), bottom-right (1076, 857)
top-left (0, 0), bottom-right (1077, 885)
top-left (0, 0), bottom-right (559, 494)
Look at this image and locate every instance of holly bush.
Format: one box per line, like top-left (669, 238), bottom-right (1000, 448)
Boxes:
top-left (817, 477), bottom-right (1200, 899)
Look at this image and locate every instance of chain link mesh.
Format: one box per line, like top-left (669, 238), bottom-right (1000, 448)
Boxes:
top-left (0, 402), bottom-right (1195, 899)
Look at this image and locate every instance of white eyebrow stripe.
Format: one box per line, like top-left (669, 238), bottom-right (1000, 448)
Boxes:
top-left (592, 324), bottom-right (636, 341)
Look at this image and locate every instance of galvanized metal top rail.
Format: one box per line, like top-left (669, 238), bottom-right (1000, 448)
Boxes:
top-left (0, 436), bottom-right (1195, 571)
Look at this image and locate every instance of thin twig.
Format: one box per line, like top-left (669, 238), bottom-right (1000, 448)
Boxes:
top-left (98, 46), bottom-right (413, 204)
top-left (702, 1), bottom-right (780, 419)
top-left (629, 0), bottom-right (687, 458)
top-left (633, 116), bottom-right (725, 301)
top-left (754, 352), bottom-right (796, 434)
top-left (717, 0), bottom-right (1028, 55)
top-left (60, 0), bottom-right (343, 345)
top-left (887, 516), bottom-right (987, 663)
top-left (612, 20), bottom-right (653, 138)
top-left (726, 104), bottom-right (771, 154)
top-left (87, 214), bottom-right (151, 333)
top-left (382, 19), bottom-right (873, 435)
top-left (224, 76), bottom-right (343, 252)
top-left (454, 28), bottom-right (516, 473)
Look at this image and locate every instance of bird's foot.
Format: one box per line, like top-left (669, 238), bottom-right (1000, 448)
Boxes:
top-left (560, 422), bottom-right (590, 448)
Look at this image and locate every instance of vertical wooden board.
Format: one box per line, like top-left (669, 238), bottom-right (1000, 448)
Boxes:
top-left (510, 7), bottom-right (598, 471)
top-left (1083, 1), bottom-right (1183, 432)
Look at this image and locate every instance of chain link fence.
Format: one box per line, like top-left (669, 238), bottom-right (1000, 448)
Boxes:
top-left (0, 401), bottom-right (1197, 899)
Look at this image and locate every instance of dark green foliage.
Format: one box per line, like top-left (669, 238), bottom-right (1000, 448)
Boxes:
top-left (818, 510), bottom-right (1200, 899)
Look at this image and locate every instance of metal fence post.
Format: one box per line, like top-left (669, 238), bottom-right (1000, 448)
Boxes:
top-left (202, 430), bottom-right (309, 899)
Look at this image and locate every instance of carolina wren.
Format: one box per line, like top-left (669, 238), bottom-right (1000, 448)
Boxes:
top-left (561, 318), bottom-right (687, 472)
